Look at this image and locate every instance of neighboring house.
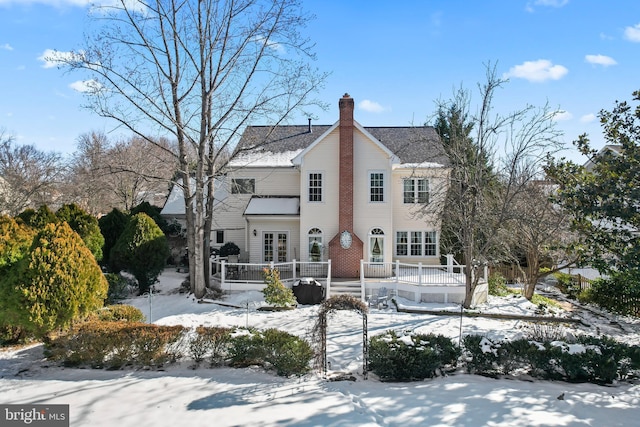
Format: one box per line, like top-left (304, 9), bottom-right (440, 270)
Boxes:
top-left (161, 94), bottom-right (450, 278)
top-left (584, 144), bottom-right (622, 172)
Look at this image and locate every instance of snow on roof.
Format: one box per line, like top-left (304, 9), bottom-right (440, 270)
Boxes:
top-left (160, 179), bottom-right (227, 216)
top-left (229, 150), bottom-right (303, 168)
top-left (393, 162), bottom-right (446, 169)
top-left (244, 197), bottom-right (300, 215)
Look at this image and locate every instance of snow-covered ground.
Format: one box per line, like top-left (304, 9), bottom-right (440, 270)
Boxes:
top-left (1, 269), bottom-right (639, 427)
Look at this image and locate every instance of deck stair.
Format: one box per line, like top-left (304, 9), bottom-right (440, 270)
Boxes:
top-left (329, 279), bottom-right (362, 299)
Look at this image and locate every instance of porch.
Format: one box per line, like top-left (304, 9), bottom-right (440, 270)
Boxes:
top-left (210, 256), bottom-right (488, 305)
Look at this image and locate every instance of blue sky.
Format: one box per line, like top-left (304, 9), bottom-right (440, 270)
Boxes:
top-left (1, 0), bottom-right (639, 162)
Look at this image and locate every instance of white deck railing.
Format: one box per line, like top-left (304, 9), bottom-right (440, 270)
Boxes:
top-left (210, 254), bottom-right (486, 298)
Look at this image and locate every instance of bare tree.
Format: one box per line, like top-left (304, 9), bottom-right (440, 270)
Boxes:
top-left (504, 180), bottom-right (580, 299)
top-left (65, 131), bottom-right (117, 215)
top-left (66, 132), bottom-right (177, 214)
top-left (0, 130), bottom-right (64, 216)
top-left (59, 0), bottom-right (327, 297)
top-left (434, 65), bottom-right (562, 307)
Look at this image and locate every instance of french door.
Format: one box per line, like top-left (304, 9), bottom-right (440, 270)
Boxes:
top-left (263, 232), bottom-right (288, 262)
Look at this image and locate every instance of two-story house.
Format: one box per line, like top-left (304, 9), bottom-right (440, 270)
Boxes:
top-left (162, 94), bottom-right (450, 279)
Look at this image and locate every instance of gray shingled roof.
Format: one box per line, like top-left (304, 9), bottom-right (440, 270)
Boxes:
top-left (235, 124), bottom-right (449, 166)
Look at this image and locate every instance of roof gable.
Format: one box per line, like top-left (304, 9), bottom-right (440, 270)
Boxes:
top-left (233, 123), bottom-right (448, 167)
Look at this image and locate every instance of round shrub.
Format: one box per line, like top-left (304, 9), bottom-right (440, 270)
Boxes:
top-left (56, 203), bottom-right (105, 262)
top-left (262, 268), bottom-right (296, 307)
top-left (370, 331), bottom-right (460, 381)
top-left (0, 222), bottom-right (108, 338)
top-left (110, 212), bottom-right (169, 294)
top-left (219, 242), bottom-right (240, 258)
top-left (227, 327), bottom-right (313, 376)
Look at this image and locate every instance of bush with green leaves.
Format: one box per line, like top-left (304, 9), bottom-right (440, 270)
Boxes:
top-left (581, 271), bottom-right (640, 316)
top-left (88, 304), bottom-right (145, 323)
top-left (130, 201), bottom-right (170, 233)
top-left (369, 331), bottom-right (460, 381)
top-left (56, 203), bottom-right (105, 262)
top-left (262, 268), bottom-right (296, 307)
top-left (0, 215), bottom-right (35, 274)
top-left (488, 273), bottom-right (509, 296)
top-left (16, 205), bottom-right (57, 229)
top-left (463, 334), bottom-right (640, 384)
top-left (0, 221), bottom-right (108, 338)
top-left (104, 273), bottom-right (131, 304)
top-left (99, 208), bottom-right (129, 269)
top-left (110, 212), bottom-right (169, 295)
top-left (227, 328), bottom-right (313, 376)
top-left (219, 241), bottom-right (240, 258)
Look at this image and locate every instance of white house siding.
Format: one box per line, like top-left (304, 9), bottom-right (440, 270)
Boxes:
top-left (352, 128), bottom-right (394, 264)
top-left (298, 128), bottom-right (340, 261)
top-left (213, 167), bottom-right (301, 254)
top-left (391, 167), bottom-right (449, 265)
top-left (245, 217), bottom-right (300, 263)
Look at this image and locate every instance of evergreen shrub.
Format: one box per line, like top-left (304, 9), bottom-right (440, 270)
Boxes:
top-left (56, 203), bottom-right (105, 262)
top-left (0, 222), bottom-right (108, 338)
top-left (227, 328), bottom-right (313, 376)
top-left (110, 213), bottom-right (169, 294)
top-left (369, 331), bottom-right (460, 381)
top-left (262, 268), bottom-right (296, 307)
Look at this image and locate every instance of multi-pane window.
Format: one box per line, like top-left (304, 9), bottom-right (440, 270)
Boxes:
top-left (424, 231), bottom-right (437, 256)
top-left (410, 231), bottom-right (422, 256)
top-left (308, 173), bottom-right (322, 202)
top-left (403, 178), bottom-right (429, 204)
top-left (396, 231), bottom-right (438, 257)
top-left (308, 228), bottom-right (323, 262)
top-left (369, 228), bottom-right (384, 262)
top-left (396, 231), bottom-right (408, 256)
top-left (370, 172), bottom-right (384, 202)
top-left (231, 178), bottom-right (255, 194)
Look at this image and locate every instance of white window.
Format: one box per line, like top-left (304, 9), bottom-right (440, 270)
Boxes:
top-left (308, 172), bottom-right (323, 202)
top-left (369, 172), bottom-right (384, 202)
top-left (369, 228), bottom-right (384, 263)
top-left (403, 178), bottom-right (429, 204)
top-left (214, 230), bottom-right (224, 244)
top-left (396, 231), bottom-right (437, 257)
top-left (308, 228), bottom-right (323, 262)
top-left (263, 232), bottom-right (288, 262)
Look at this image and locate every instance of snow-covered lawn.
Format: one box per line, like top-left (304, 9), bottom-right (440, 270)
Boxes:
top-left (2, 269), bottom-right (639, 427)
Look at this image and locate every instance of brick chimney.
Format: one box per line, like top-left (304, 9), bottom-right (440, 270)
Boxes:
top-left (329, 93), bottom-right (363, 278)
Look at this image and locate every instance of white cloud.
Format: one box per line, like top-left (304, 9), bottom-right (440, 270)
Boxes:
top-left (38, 49), bottom-right (84, 68)
top-left (585, 54), bottom-right (617, 66)
top-left (1, 43), bottom-right (13, 51)
top-left (69, 79), bottom-right (103, 93)
top-left (552, 110), bottom-right (573, 121)
top-left (504, 59), bottom-right (568, 82)
top-left (624, 23), bottom-right (640, 42)
top-left (580, 113), bottom-right (597, 123)
top-left (252, 35), bottom-right (286, 55)
top-left (358, 99), bottom-right (385, 113)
